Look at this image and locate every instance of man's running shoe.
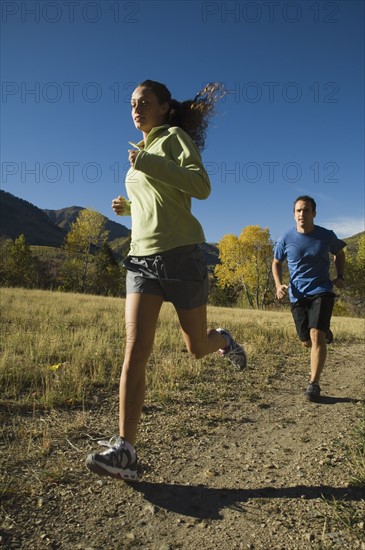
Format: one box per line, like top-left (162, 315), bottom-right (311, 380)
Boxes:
top-left (217, 328), bottom-right (247, 370)
top-left (326, 329), bottom-right (334, 344)
top-left (85, 436), bottom-right (138, 481)
top-left (304, 382), bottom-right (321, 402)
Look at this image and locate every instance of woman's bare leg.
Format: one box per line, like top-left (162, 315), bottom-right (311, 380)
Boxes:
top-left (120, 293), bottom-right (163, 446)
top-left (175, 304), bottom-right (226, 359)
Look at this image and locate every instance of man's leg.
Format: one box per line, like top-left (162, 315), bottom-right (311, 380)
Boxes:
top-left (308, 294), bottom-right (335, 384)
top-left (291, 300), bottom-right (319, 400)
top-left (304, 294), bottom-right (335, 401)
top-left (309, 328), bottom-right (327, 384)
top-left (291, 300), bottom-right (311, 346)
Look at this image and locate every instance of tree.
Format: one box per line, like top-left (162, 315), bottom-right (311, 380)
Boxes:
top-left (214, 225), bottom-right (275, 309)
top-left (0, 235), bottom-right (40, 287)
top-left (62, 209), bottom-right (109, 293)
top-left (208, 280), bottom-right (240, 307)
top-left (339, 234), bottom-right (365, 314)
top-left (354, 233), bottom-right (365, 296)
top-left (92, 242), bottom-right (126, 296)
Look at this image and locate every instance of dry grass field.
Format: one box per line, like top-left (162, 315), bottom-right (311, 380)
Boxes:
top-left (1, 288), bottom-right (363, 409)
top-left (1, 288), bottom-right (364, 549)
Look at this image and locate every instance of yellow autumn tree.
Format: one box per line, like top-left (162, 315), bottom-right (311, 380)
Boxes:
top-left (215, 225), bottom-right (274, 309)
top-left (62, 209), bottom-right (109, 293)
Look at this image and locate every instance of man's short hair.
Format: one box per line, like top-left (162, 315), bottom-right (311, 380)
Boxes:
top-left (293, 195), bottom-right (316, 213)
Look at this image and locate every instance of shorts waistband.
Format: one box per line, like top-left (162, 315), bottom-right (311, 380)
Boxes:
top-left (129, 244), bottom-right (200, 261)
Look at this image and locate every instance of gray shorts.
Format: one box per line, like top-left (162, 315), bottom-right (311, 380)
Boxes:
top-left (123, 244), bottom-right (208, 310)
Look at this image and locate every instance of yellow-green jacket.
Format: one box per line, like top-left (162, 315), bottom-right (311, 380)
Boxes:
top-left (123, 125), bottom-right (211, 256)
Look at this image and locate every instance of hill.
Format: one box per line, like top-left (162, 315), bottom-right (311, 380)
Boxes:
top-left (1, 190), bottom-right (362, 266)
top-left (0, 191), bottom-right (65, 247)
top-left (202, 241), bottom-right (220, 268)
top-left (0, 191), bottom-right (219, 263)
top-left (343, 231), bottom-right (364, 255)
top-left (44, 206), bottom-right (130, 241)
top-left (0, 191), bottom-right (130, 247)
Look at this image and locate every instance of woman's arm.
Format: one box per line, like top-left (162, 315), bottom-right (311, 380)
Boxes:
top-left (134, 131), bottom-right (211, 200)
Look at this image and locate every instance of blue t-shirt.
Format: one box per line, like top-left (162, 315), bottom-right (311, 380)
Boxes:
top-left (274, 225), bottom-right (346, 302)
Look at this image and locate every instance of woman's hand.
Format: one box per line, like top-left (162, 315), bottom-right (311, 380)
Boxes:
top-left (112, 196), bottom-right (127, 216)
top-left (128, 149), bottom-right (139, 167)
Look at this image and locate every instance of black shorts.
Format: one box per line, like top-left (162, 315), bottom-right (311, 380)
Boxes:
top-left (123, 244), bottom-right (208, 310)
top-left (290, 293), bottom-right (335, 342)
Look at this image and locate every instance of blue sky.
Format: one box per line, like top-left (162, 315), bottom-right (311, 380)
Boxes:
top-left (1, 0), bottom-right (364, 243)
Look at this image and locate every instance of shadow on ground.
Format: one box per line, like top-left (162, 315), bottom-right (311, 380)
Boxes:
top-left (320, 396), bottom-right (364, 405)
top-left (132, 482), bottom-right (364, 519)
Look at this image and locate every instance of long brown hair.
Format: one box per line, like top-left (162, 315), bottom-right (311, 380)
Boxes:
top-left (137, 80), bottom-right (223, 151)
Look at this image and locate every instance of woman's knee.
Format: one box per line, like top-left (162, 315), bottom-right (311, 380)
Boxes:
top-left (184, 337), bottom-right (208, 360)
top-left (186, 328), bottom-right (221, 359)
top-left (186, 345), bottom-right (205, 360)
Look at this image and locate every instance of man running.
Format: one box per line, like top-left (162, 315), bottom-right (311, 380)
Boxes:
top-left (272, 196), bottom-right (346, 402)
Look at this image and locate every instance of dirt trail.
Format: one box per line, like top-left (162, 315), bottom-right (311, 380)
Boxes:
top-left (1, 343), bottom-right (364, 549)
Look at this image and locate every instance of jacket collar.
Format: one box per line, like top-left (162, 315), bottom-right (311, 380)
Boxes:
top-left (135, 125), bottom-right (170, 149)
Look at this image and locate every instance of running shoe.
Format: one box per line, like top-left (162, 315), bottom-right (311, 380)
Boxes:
top-left (217, 328), bottom-right (247, 370)
top-left (85, 436), bottom-right (138, 481)
top-left (304, 382), bottom-right (321, 402)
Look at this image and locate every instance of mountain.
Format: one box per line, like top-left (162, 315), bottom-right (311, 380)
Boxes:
top-left (3, 190), bottom-right (361, 263)
top-left (44, 206), bottom-right (131, 240)
top-left (0, 191), bottom-right (66, 246)
top-left (0, 191), bottom-right (130, 247)
top-left (202, 242), bottom-right (220, 267)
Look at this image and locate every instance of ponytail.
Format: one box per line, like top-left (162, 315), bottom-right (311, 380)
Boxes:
top-left (137, 80), bottom-right (224, 150)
